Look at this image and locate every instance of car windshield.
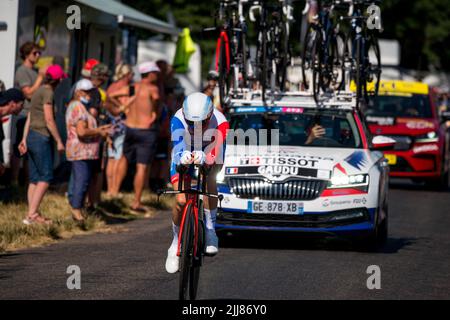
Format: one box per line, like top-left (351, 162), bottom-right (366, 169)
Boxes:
top-left (228, 109), bottom-right (362, 148)
top-left (367, 94), bottom-right (432, 118)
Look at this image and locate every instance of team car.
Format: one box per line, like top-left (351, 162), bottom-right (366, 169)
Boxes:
top-left (365, 80), bottom-right (450, 188)
top-left (215, 91), bottom-right (395, 249)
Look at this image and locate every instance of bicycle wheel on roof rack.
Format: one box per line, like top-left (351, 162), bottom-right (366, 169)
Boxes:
top-left (261, 31), bottom-right (268, 103)
top-left (355, 38), bottom-right (363, 110)
top-left (217, 34), bottom-right (230, 111)
top-left (310, 32), bottom-right (322, 103)
top-left (276, 22), bottom-right (289, 92)
top-left (331, 32), bottom-right (348, 92)
top-left (301, 25), bottom-right (317, 91)
top-left (239, 30), bottom-right (249, 89)
top-left (364, 35), bottom-right (381, 102)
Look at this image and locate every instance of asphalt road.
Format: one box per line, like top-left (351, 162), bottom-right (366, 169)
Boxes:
top-left (1, 180), bottom-right (449, 300)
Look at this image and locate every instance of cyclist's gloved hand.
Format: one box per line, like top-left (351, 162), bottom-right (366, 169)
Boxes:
top-left (180, 151), bottom-right (193, 165)
top-left (192, 150), bottom-right (206, 165)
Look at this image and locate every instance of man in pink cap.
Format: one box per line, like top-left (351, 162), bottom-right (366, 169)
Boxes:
top-left (18, 64), bottom-right (67, 225)
top-left (112, 61), bottom-right (161, 212)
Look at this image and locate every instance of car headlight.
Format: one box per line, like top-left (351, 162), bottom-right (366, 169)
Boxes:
top-left (415, 131), bottom-right (439, 143)
top-left (328, 173), bottom-right (369, 190)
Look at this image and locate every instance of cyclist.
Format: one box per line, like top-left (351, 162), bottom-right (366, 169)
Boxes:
top-left (165, 92), bottom-right (229, 273)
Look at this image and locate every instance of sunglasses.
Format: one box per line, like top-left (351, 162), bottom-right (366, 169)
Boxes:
top-left (186, 118), bottom-right (210, 129)
top-left (32, 51), bottom-right (42, 56)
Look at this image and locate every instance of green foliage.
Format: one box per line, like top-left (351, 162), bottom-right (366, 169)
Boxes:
top-left (381, 0), bottom-right (450, 71)
top-left (122, 0), bottom-right (218, 77)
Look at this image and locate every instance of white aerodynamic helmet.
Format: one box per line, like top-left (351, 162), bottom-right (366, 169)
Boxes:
top-left (182, 92), bottom-right (213, 122)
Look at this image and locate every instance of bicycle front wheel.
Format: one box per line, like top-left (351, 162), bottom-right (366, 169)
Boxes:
top-left (189, 200), bottom-right (205, 299)
top-left (179, 203), bottom-right (195, 300)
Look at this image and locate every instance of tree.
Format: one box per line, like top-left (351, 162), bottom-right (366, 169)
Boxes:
top-left (122, 0), bottom-right (217, 77)
top-left (381, 0), bottom-right (450, 71)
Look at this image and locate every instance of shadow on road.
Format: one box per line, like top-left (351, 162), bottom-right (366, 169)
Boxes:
top-left (379, 237), bottom-right (418, 253)
top-left (0, 252), bottom-right (40, 280)
top-left (219, 231), bottom-right (418, 254)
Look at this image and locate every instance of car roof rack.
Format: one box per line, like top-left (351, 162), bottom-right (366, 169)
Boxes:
top-left (228, 89), bottom-right (357, 110)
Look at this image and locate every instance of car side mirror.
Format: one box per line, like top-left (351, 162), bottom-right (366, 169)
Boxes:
top-left (371, 135), bottom-right (396, 150)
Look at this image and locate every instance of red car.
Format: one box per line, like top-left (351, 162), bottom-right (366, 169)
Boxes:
top-left (365, 80), bottom-right (450, 188)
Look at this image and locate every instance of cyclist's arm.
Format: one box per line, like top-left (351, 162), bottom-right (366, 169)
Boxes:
top-left (170, 115), bottom-right (188, 164)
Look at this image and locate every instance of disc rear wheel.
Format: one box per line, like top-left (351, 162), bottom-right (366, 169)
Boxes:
top-left (189, 201), bottom-right (205, 299)
top-left (179, 203), bottom-right (195, 300)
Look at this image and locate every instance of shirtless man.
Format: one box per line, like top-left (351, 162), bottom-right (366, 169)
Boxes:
top-left (112, 62), bottom-right (161, 212)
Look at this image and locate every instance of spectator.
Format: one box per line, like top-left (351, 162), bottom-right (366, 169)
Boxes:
top-left (439, 91), bottom-right (449, 113)
top-left (0, 89), bottom-right (25, 176)
top-left (89, 63), bottom-right (110, 118)
top-left (81, 59), bottom-right (100, 79)
top-left (203, 70), bottom-right (221, 111)
top-left (19, 65), bottom-right (66, 225)
top-left (12, 42), bottom-right (48, 185)
top-left (149, 103), bottom-right (170, 191)
top-left (105, 63), bottom-right (135, 197)
top-left (156, 60), bottom-right (169, 105)
top-left (112, 61), bottom-right (161, 212)
top-left (52, 56), bottom-right (72, 144)
top-left (67, 58), bottom-right (100, 205)
top-left (86, 63), bottom-right (111, 209)
top-left (66, 79), bottom-right (111, 223)
top-left (165, 65), bottom-right (185, 115)
top-left (0, 83), bottom-right (4, 175)
top-left (68, 59), bottom-right (100, 102)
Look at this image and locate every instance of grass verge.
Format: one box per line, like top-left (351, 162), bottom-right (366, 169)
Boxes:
top-left (0, 186), bottom-right (174, 253)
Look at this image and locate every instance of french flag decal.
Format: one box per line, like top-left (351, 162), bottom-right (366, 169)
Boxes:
top-left (226, 167), bottom-right (239, 174)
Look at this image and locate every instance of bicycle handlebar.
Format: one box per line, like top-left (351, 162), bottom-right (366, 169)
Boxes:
top-left (203, 26), bottom-right (243, 33)
top-left (158, 189), bottom-right (224, 201)
top-left (249, 4), bottom-right (261, 22)
top-left (157, 163), bottom-right (224, 206)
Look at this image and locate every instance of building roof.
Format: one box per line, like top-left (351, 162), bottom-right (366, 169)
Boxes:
top-left (75, 0), bottom-right (180, 35)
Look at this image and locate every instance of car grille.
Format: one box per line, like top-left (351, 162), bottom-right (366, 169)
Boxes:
top-left (228, 178), bottom-right (327, 200)
top-left (387, 135), bottom-right (412, 151)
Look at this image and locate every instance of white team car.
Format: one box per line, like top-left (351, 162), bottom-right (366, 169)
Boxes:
top-left (216, 92), bottom-right (395, 249)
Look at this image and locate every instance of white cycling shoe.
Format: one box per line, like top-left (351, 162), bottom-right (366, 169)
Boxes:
top-left (205, 229), bottom-right (219, 256)
top-left (165, 244), bottom-right (179, 274)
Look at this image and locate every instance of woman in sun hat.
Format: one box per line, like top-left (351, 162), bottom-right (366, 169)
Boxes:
top-left (66, 79), bottom-right (112, 223)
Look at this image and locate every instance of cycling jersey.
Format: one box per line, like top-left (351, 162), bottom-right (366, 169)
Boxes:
top-left (170, 108), bottom-right (229, 183)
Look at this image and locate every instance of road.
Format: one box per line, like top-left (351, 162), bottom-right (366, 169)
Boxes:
top-left (1, 180), bottom-right (449, 300)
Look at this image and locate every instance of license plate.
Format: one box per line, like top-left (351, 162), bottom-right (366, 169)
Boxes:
top-left (384, 154), bottom-right (397, 165)
top-left (248, 201), bottom-right (304, 215)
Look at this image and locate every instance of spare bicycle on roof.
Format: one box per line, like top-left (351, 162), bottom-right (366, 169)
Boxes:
top-left (204, 0), bottom-right (382, 109)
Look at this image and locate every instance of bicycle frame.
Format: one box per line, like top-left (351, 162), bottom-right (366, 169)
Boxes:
top-left (158, 165), bottom-right (223, 258)
top-left (215, 31), bottom-right (231, 74)
top-left (346, 1), bottom-right (381, 106)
